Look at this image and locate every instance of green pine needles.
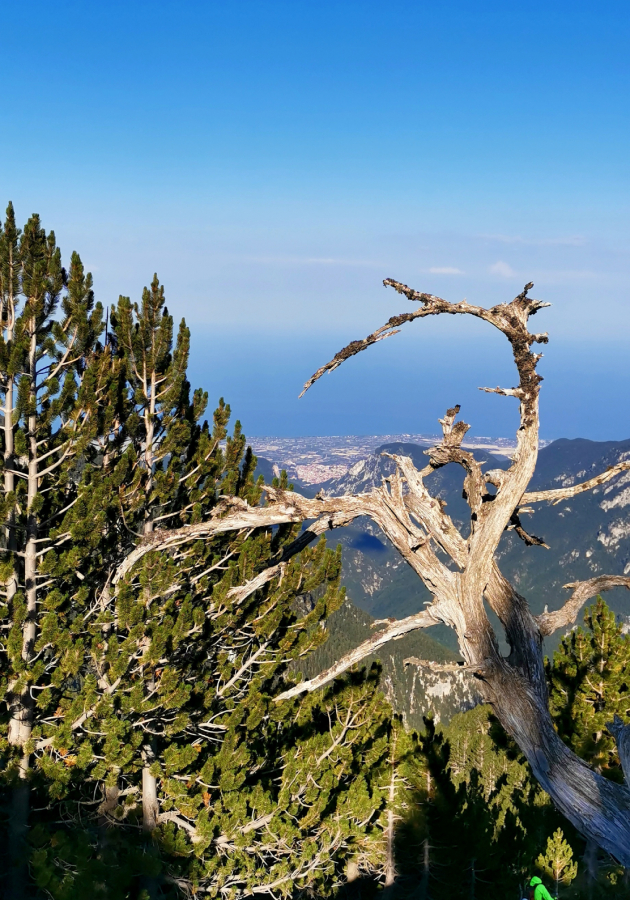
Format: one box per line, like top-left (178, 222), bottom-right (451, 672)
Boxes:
top-left (0, 205), bottom-right (393, 899)
top-left (547, 596), bottom-right (630, 780)
top-left (536, 828), bottom-right (578, 897)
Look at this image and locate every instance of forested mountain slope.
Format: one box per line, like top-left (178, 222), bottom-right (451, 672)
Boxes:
top-left (297, 599), bottom-right (479, 728)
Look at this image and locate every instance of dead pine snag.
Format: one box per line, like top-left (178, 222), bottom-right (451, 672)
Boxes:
top-left (116, 279), bottom-right (630, 865)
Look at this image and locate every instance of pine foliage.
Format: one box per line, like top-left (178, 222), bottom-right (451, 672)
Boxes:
top-left (0, 214), bottom-right (395, 899)
top-left (536, 828), bottom-right (578, 897)
top-left (547, 597), bottom-right (630, 780)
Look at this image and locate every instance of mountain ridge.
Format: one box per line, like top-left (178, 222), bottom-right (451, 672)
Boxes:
top-left (259, 435), bottom-right (630, 724)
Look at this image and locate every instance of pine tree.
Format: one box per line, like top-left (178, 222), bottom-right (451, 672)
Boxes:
top-left (23, 273), bottom-right (394, 898)
top-left (547, 597), bottom-right (630, 780)
top-left (379, 716), bottom-right (416, 893)
top-left (0, 204), bottom-right (105, 896)
top-left (536, 828), bottom-right (578, 898)
top-left (388, 708), bottom-right (566, 900)
top-left (0, 211), bottom-right (396, 898)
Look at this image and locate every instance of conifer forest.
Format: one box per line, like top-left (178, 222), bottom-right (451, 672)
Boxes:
top-left (1, 203), bottom-right (630, 900)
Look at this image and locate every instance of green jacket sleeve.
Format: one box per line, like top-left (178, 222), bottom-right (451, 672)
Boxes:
top-left (535, 884), bottom-right (555, 900)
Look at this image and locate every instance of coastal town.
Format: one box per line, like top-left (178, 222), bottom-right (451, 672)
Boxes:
top-left (249, 432), bottom-right (541, 484)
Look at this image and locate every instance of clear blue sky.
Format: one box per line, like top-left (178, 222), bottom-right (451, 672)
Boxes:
top-left (1, 1), bottom-right (629, 439)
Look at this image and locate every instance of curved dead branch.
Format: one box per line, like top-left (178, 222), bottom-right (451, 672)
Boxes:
top-left (536, 575), bottom-right (630, 637)
top-left (507, 511), bottom-right (549, 549)
top-left (226, 516), bottom-right (334, 603)
top-left (111, 493), bottom-right (365, 588)
top-left (299, 278), bottom-right (549, 398)
top-left (298, 327), bottom-right (404, 398)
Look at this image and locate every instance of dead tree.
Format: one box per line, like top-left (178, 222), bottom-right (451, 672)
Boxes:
top-left (113, 280), bottom-right (630, 864)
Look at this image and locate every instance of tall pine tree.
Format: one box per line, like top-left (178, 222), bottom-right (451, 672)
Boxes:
top-left (25, 274), bottom-right (394, 898)
top-left (0, 204), bottom-right (105, 897)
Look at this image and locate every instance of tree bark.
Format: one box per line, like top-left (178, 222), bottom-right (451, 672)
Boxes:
top-left (7, 321), bottom-right (38, 899)
top-left (141, 389), bottom-right (160, 835)
top-left (142, 754), bottom-right (160, 831)
top-left (3, 277), bottom-right (26, 900)
top-left (110, 280), bottom-right (630, 864)
top-left (606, 715), bottom-right (630, 785)
top-left (384, 730), bottom-right (397, 891)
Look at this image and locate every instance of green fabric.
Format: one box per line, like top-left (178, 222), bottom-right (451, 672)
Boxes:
top-left (529, 878), bottom-right (554, 900)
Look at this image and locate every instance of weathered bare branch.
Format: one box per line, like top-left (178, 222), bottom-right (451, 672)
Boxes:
top-left (536, 575), bottom-right (630, 637)
top-left (507, 511), bottom-right (549, 549)
top-left (112, 492), bottom-right (365, 587)
top-left (479, 385), bottom-right (524, 398)
top-left (299, 279), bottom-right (549, 397)
top-left (275, 607), bottom-right (443, 701)
top-left (422, 406), bottom-right (489, 519)
top-left (113, 479), bottom-right (457, 613)
top-left (298, 328), bottom-right (402, 398)
top-left (606, 715), bottom-right (630, 786)
top-left (403, 657), bottom-right (473, 673)
top-left (522, 461), bottom-right (630, 505)
top-left (159, 811), bottom-right (203, 842)
top-left (226, 563), bottom-right (287, 605)
top-left (226, 516), bottom-right (335, 603)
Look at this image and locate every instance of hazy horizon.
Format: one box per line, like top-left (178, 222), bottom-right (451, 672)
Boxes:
top-left (2, 1), bottom-right (629, 440)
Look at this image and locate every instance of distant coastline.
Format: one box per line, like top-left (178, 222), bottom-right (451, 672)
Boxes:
top-left (248, 432), bottom-right (551, 483)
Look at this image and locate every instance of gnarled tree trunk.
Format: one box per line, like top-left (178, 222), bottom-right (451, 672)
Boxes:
top-left (110, 279), bottom-right (630, 864)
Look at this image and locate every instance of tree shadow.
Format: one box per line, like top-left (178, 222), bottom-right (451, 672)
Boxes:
top-left (0, 778), bottom-right (172, 900)
top-left (330, 711), bottom-right (618, 900)
top-left (0, 666), bottom-right (390, 900)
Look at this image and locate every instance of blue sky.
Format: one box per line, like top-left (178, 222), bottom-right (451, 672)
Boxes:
top-left (1, 1), bottom-right (629, 439)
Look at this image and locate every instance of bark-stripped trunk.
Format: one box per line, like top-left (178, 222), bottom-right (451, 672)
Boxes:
top-left (482, 569), bottom-right (630, 865)
top-left (5, 357), bottom-right (25, 899)
top-left (384, 730), bottom-right (397, 891)
top-left (141, 370), bottom-right (159, 835)
top-left (7, 322), bottom-right (38, 899)
top-left (4, 335), bottom-right (17, 597)
top-left (142, 762), bottom-right (160, 831)
top-left (346, 860), bottom-right (360, 887)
